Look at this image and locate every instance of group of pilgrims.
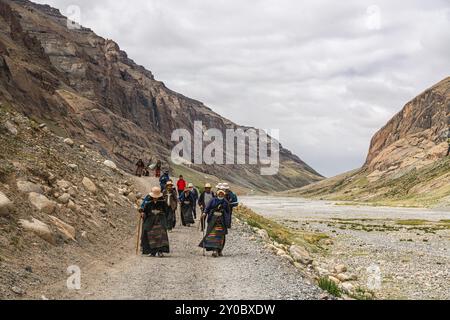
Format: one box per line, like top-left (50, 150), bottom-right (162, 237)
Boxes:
top-left (139, 173), bottom-right (239, 258)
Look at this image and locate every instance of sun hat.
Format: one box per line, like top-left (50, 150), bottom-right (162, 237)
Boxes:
top-left (217, 189), bottom-right (226, 196)
top-left (188, 183), bottom-right (194, 188)
top-left (205, 183), bottom-right (212, 188)
top-left (149, 187), bottom-right (163, 198)
top-left (221, 183), bottom-right (230, 190)
top-left (166, 181), bottom-right (174, 186)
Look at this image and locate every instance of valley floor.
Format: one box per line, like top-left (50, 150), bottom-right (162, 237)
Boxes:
top-left (241, 196), bottom-right (450, 300)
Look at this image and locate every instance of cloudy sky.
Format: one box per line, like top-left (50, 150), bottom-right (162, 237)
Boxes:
top-left (35, 0), bottom-right (450, 176)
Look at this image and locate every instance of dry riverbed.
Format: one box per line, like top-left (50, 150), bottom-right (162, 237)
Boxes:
top-left (241, 196), bottom-right (450, 300)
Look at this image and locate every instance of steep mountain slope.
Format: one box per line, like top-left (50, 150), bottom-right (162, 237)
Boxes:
top-left (0, 104), bottom-right (142, 298)
top-left (0, 0), bottom-right (322, 191)
top-left (286, 77), bottom-right (450, 207)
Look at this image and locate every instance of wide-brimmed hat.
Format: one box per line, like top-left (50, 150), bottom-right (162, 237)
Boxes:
top-left (216, 183), bottom-right (224, 190)
top-left (166, 181), bottom-right (174, 186)
top-left (149, 187), bottom-right (163, 198)
top-left (221, 183), bottom-right (230, 190)
top-left (188, 183), bottom-right (194, 188)
top-left (205, 183), bottom-right (212, 188)
top-left (217, 189), bottom-right (226, 196)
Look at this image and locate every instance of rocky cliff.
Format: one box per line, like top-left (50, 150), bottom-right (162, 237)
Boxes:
top-left (0, 0), bottom-right (322, 191)
top-left (365, 77), bottom-right (449, 182)
top-left (285, 77), bottom-right (450, 207)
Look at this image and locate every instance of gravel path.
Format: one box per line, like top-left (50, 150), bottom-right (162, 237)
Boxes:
top-left (60, 221), bottom-right (321, 300)
top-left (54, 178), bottom-right (322, 300)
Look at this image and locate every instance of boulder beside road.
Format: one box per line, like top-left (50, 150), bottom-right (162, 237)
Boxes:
top-left (28, 192), bottom-right (56, 214)
top-left (0, 192), bottom-right (13, 216)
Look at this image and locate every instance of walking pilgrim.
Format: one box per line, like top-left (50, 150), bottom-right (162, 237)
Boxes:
top-left (222, 183), bottom-right (239, 229)
top-left (140, 187), bottom-right (170, 257)
top-left (179, 187), bottom-right (196, 227)
top-left (188, 183), bottom-right (199, 219)
top-left (198, 183), bottom-right (216, 232)
top-left (199, 188), bottom-right (231, 257)
top-left (163, 181), bottom-right (178, 232)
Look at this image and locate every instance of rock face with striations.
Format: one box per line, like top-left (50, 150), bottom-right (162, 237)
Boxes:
top-left (288, 77), bottom-right (449, 206)
top-left (0, 0), bottom-right (322, 191)
top-left (365, 77), bottom-right (450, 181)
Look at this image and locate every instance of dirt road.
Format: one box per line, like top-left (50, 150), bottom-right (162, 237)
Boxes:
top-left (51, 178), bottom-right (322, 300)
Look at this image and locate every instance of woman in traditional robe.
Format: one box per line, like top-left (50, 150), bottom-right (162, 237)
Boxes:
top-left (179, 189), bottom-right (195, 227)
top-left (199, 190), bottom-right (230, 257)
top-left (198, 183), bottom-right (216, 232)
top-left (163, 181), bottom-right (178, 231)
top-left (141, 187), bottom-right (170, 257)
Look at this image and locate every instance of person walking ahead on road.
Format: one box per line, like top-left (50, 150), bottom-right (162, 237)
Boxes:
top-left (155, 160), bottom-right (162, 178)
top-left (163, 181), bottom-right (178, 232)
top-left (198, 183), bottom-right (216, 232)
top-left (140, 187), bottom-right (170, 257)
top-left (177, 175), bottom-right (186, 197)
top-left (188, 183), bottom-right (199, 219)
top-left (160, 170), bottom-right (170, 191)
top-left (179, 188), bottom-right (195, 227)
top-left (222, 183), bottom-right (238, 229)
top-left (199, 189), bottom-right (230, 258)
top-left (135, 159), bottom-right (145, 177)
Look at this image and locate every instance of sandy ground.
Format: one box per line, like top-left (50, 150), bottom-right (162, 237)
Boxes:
top-left (241, 196), bottom-right (450, 300)
top-left (40, 179), bottom-right (322, 300)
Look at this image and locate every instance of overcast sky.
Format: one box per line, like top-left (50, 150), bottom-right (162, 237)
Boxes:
top-left (34, 0), bottom-right (450, 177)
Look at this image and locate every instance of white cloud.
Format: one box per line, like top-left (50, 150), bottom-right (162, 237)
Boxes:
top-left (34, 0), bottom-right (450, 176)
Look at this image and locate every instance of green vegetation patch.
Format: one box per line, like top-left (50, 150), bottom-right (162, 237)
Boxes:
top-left (396, 219), bottom-right (429, 226)
top-left (318, 277), bottom-right (342, 297)
top-left (235, 206), bottom-right (328, 252)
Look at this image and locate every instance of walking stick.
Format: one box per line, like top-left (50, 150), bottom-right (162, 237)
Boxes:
top-left (202, 214), bottom-right (207, 257)
top-left (135, 211), bottom-right (143, 255)
top-left (198, 206), bottom-right (203, 231)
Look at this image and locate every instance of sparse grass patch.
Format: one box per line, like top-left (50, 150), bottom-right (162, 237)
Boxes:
top-left (318, 277), bottom-right (342, 297)
top-left (348, 287), bottom-right (375, 300)
top-left (291, 157), bottom-right (450, 208)
top-left (396, 219), bottom-right (429, 226)
top-left (235, 206), bottom-right (327, 251)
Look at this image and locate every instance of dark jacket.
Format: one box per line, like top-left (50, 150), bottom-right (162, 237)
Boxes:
top-left (140, 194), bottom-right (151, 210)
top-left (226, 191), bottom-right (239, 209)
top-left (143, 198), bottom-right (169, 228)
top-left (159, 173), bottom-right (170, 190)
top-left (191, 188), bottom-right (199, 202)
top-left (136, 160), bottom-right (145, 168)
top-left (179, 191), bottom-right (195, 206)
top-left (198, 191), bottom-right (216, 209)
top-left (204, 197), bottom-right (231, 228)
top-left (163, 188), bottom-right (178, 211)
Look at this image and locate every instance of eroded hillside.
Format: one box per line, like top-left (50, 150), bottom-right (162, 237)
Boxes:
top-left (0, 0), bottom-right (322, 192)
top-left (286, 77), bottom-right (450, 207)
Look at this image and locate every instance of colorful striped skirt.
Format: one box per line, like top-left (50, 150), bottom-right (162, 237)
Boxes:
top-left (201, 216), bottom-right (226, 251)
top-left (144, 216), bottom-right (170, 254)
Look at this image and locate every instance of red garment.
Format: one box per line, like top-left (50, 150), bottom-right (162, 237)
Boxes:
top-left (177, 179), bottom-right (186, 192)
